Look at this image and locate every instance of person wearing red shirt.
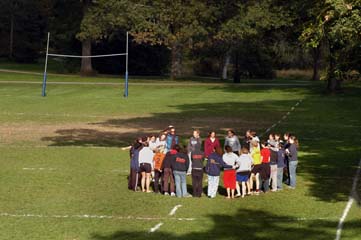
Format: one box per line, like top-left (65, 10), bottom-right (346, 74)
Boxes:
top-left (260, 141), bottom-right (271, 192)
top-left (204, 131), bottom-right (221, 158)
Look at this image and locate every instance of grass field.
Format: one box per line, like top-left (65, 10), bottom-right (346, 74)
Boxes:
top-left (0, 70), bottom-right (360, 240)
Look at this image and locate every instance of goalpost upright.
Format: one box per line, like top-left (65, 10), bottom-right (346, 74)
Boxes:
top-left (42, 32), bottom-right (129, 97)
top-left (42, 32), bottom-right (50, 97)
top-left (124, 31), bottom-right (129, 98)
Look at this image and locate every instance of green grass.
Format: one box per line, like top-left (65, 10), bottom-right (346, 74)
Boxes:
top-left (0, 72), bottom-right (360, 240)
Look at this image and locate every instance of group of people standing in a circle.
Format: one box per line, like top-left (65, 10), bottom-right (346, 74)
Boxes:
top-left (127, 125), bottom-right (299, 199)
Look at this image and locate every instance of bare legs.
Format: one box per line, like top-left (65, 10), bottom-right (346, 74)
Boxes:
top-left (141, 172), bottom-right (151, 192)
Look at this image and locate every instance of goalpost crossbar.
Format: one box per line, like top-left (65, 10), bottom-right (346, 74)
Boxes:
top-left (42, 32), bottom-right (129, 98)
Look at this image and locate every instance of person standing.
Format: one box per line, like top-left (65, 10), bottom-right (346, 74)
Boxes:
top-left (162, 147), bottom-right (177, 196)
top-left (224, 130), bottom-right (241, 155)
top-left (171, 145), bottom-right (191, 198)
top-left (269, 134), bottom-right (279, 192)
top-left (166, 127), bottom-right (179, 153)
top-left (223, 146), bottom-right (238, 199)
top-left (153, 148), bottom-right (165, 193)
top-left (204, 131), bottom-right (221, 159)
top-left (128, 141), bottom-right (142, 191)
top-left (286, 136), bottom-right (298, 189)
top-left (235, 147), bottom-right (253, 198)
top-left (250, 140), bottom-right (262, 195)
top-left (277, 142), bottom-right (286, 190)
top-left (187, 129), bottom-right (202, 175)
top-left (191, 150), bottom-right (204, 197)
top-left (138, 142), bottom-right (154, 193)
top-left (260, 141), bottom-right (271, 193)
top-left (205, 147), bottom-right (233, 198)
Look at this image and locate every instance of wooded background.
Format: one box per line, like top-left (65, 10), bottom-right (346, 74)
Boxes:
top-left (0, 0), bottom-right (360, 91)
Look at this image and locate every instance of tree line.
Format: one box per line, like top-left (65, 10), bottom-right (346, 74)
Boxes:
top-left (0, 0), bottom-right (360, 91)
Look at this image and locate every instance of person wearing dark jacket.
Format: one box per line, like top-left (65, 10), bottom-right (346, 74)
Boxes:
top-left (191, 150), bottom-right (204, 197)
top-left (162, 148), bottom-right (177, 196)
top-left (171, 145), bottom-right (191, 197)
top-left (187, 129), bottom-right (202, 175)
top-left (205, 147), bottom-right (233, 198)
top-left (128, 142), bottom-right (142, 191)
top-left (286, 136), bottom-right (298, 189)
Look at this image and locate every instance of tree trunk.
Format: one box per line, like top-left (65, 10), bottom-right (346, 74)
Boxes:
top-left (171, 42), bottom-right (182, 80)
top-left (233, 51), bottom-right (240, 83)
top-left (80, 39), bottom-right (95, 76)
top-left (327, 47), bottom-right (341, 92)
top-left (222, 50), bottom-right (231, 80)
top-left (80, 0), bottom-right (94, 76)
top-left (312, 45), bottom-right (321, 81)
top-left (9, 12), bottom-right (14, 60)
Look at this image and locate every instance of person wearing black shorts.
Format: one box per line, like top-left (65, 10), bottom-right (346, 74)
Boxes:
top-left (138, 142), bottom-right (154, 192)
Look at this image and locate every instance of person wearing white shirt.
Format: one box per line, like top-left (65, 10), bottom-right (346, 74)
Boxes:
top-left (139, 143), bottom-right (154, 192)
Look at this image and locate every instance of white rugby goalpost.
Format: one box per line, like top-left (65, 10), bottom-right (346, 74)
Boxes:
top-left (42, 32), bottom-right (129, 97)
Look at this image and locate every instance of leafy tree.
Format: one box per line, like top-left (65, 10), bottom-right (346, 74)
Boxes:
top-left (130, 0), bottom-right (214, 79)
top-left (0, 0), bottom-right (49, 62)
top-left (301, 0), bottom-right (361, 91)
top-left (215, 0), bottom-right (292, 82)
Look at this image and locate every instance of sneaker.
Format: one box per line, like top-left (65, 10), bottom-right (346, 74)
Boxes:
top-left (184, 194), bottom-right (192, 198)
top-left (255, 190), bottom-right (260, 195)
top-left (271, 189), bottom-right (277, 192)
top-left (287, 186), bottom-right (295, 189)
top-left (164, 192), bottom-right (169, 196)
top-left (170, 192), bottom-right (176, 197)
top-left (235, 194), bottom-right (241, 198)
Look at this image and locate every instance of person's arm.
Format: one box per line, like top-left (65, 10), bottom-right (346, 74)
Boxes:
top-left (187, 138), bottom-right (192, 153)
top-left (185, 154), bottom-right (190, 170)
top-left (235, 137), bottom-right (241, 151)
top-left (224, 138), bottom-right (229, 149)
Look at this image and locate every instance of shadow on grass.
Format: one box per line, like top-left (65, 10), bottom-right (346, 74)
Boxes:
top-left (90, 209), bottom-right (350, 240)
top-left (41, 100), bottom-right (299, 148)
top-left (40, 86), bottom-right (361, 204)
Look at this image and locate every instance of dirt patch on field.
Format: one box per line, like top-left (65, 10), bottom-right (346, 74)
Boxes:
top-left (0, 115), bottom-right (272, 148)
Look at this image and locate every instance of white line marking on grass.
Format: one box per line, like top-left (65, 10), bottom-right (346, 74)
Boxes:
top-left (23, 168), bottom-right (56, 171)
top-left (149, 222), bottom-right (164, 233)
top-left (169, 205), bottom-right (182, 216)
top-left (335, 158), bottom-right (361, 240)
top-left (259, 99), bottom-right (303, 137)
top-left (0, 212), bottom-right (195, 221)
